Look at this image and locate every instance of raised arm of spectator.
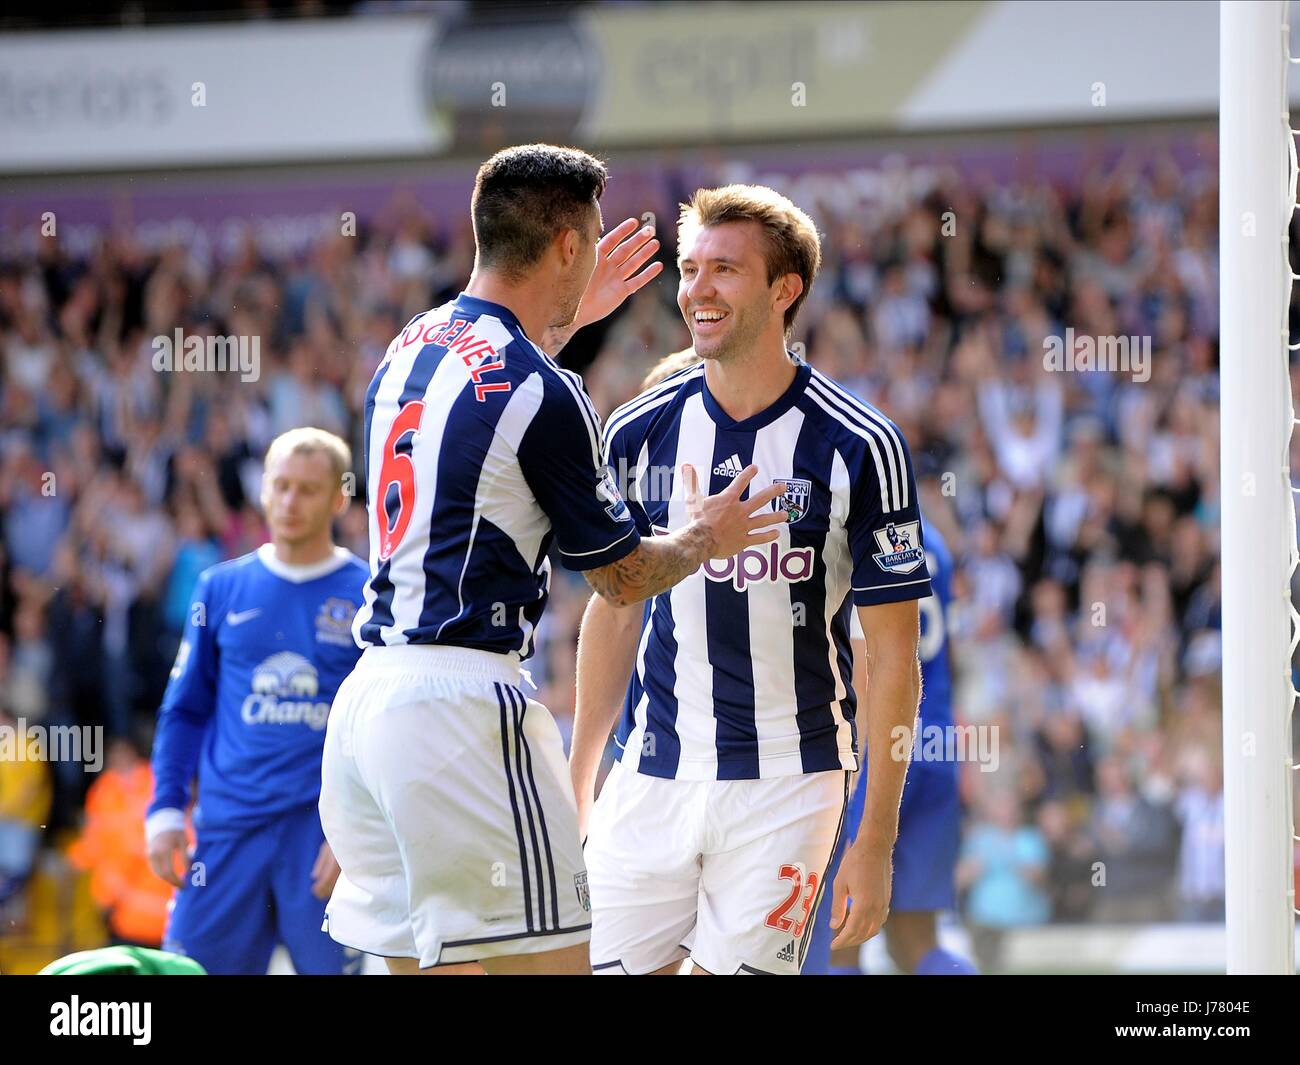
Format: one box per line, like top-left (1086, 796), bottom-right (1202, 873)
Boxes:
top-left (189, 452), bottom-right (232, 543)
top-left (976, 372), bottom-right (1010, 433)
top-left (1031, 377), bottom-right (1065, 467)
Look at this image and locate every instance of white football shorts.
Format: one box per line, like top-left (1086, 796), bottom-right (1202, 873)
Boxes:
top-left (319, 644), bottom-right (591, 967)
top-left (585, 762), bottom-right (850, 975)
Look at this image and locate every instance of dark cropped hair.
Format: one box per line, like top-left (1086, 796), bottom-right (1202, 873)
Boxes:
top-left (471, 144), bottom-right (607, 279)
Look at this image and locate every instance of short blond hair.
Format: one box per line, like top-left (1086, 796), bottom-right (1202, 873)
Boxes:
top-left (264, 427), bottom-right (351, 486)
top-left (678, 184), bottom-right (822, 333)
top-left (641, 347), bottom-right (702, 391)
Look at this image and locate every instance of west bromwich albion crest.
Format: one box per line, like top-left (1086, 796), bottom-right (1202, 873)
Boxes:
top-left (771, 478), bottom-right (812, 525)
top-left (872, 520), bottom-right (925, 575)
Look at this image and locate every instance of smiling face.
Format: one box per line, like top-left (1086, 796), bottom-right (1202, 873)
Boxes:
top-left (677, 220), bottom-right (789, 364)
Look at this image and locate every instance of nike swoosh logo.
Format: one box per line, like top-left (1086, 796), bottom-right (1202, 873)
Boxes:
top-left (227, 608), bottom-right (263, 626)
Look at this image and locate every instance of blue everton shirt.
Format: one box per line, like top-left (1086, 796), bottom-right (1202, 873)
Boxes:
top-left (149, 544), bottom-right (367, 836)
top-left (915, 518), bottom-right (954, 730)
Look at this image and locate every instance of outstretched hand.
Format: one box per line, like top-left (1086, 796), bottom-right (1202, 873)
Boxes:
top-left (682, 463), bottom-right (789, 560)
top-left (572, 218), bottom-right (664, 331)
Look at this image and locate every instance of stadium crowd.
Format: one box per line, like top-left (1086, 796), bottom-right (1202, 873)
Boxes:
top-left (0, 147), bottom-right (1240, 967)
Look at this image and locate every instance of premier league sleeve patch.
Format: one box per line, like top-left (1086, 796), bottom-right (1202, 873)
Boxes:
top-left (596, 464), bottom-right (632, 522)
top-left (872, 520), bottom-right (926, 574)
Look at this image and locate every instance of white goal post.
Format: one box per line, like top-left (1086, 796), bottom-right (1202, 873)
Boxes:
top-left (1219, 0), bottom-right (1298, 975)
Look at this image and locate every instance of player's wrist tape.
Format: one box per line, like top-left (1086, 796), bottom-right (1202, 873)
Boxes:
top-left (145, 808), bottom-right (186, 846)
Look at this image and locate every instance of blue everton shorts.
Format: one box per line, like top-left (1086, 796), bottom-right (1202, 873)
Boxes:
top-left (164, 803), bottom-right (359, 975)
top-left (803, 761), bottom-right (960, 974)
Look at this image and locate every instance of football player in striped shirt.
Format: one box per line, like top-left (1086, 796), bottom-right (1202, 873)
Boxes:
top-left (318, 146), bottom-right (790, 975)
top-left (629, 361), bottom-right (971, 976)
top-left (573, 185), bottom-right (930, 975)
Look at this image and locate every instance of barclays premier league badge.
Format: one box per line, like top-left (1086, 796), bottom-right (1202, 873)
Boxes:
top-left (597, 465), bottom-right (631, 522)
top-left (872, 521), bottom-right (925, 575)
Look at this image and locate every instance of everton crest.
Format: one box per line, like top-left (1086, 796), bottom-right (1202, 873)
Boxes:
top-left (316, 596), bottom-right (358, 646)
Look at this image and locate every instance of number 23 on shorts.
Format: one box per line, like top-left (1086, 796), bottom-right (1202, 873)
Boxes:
top-left (765, 864), bottom-right (819, 938)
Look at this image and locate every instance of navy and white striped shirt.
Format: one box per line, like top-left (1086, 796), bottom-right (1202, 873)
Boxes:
top-left (354, 293), bottom-right (640, 657)
top-left (604, 358), bottom-right (932, 781)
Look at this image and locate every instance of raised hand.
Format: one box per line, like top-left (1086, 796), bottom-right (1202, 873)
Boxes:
top-left (573, 217), bottom-right (664, 331)
top-left (682, 463), bottom-right (789, 560)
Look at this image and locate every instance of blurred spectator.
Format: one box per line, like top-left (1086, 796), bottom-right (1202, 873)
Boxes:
top-left (965, 520), bottom-right (1022, 630)
top-left (975, 355), bottom-right (1063, 491)
top-left (1038, 798), bottom-right (1096, 921)
top-left (161, 500), bottom-right (221, 635)
top-left (1034, 709), bottom-right (1095, 809)
top-left (0, 707), bottom-right (52, 908)
top-left (1173, 747), bottom-right (1225, 922)
top-left (1, 445), bottom-right (71, 578)
top-left (956, 790), bottom-right (1051, 971)
top-left (68, 737), bottom-right (176, 947)
top-left (1085, 756), bottom-right (1179, 922)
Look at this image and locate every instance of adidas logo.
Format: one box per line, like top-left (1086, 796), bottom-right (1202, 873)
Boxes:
top-left (713, 454), bottom-right (745, 478)
top-left (777, 939), bottom-right (796, 964)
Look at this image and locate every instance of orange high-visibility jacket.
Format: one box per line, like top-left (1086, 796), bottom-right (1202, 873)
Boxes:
top-left (68, 763), bottom-right (185, 946)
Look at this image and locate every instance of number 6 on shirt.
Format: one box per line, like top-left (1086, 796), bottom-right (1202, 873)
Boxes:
top-left (377, 399), bottom-right (425, 562)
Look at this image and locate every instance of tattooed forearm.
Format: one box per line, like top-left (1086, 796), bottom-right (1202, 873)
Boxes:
top-left (584, 523), bottom-right (717, 606)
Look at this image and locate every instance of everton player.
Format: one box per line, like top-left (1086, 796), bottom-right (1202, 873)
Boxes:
top-left (319, 145), bottom-right (789, 976)
top-left (804, 505), bottom-right (977, 976)
top-left (573, 185), bottom-right (929, 975)
top-left (146, 428), bottom-right (367, 975)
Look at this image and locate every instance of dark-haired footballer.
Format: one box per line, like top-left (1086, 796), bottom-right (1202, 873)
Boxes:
top-left (319, 144), bottom-right (790, 975)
